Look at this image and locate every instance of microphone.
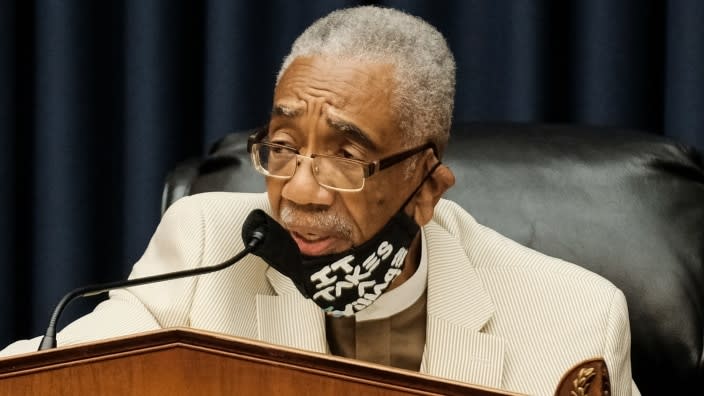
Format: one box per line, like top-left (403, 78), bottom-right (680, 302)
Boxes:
top-left (240, 210), bottom-right (309, 299)
top-left (37, 210), bottom-right (269, 351)
top-left (240, 209), bottom-right (301, 281)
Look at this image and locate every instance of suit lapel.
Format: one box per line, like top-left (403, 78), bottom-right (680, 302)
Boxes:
top-left (256, 266), bottom-right (328, 353)
top-left (421, 222), bottom-right (506, 388)
top-left (252, 218), bottom-right (506, 387)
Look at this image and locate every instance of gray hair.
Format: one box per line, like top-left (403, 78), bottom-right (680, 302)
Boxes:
top-left (276, 6), bottom-right (456, 155)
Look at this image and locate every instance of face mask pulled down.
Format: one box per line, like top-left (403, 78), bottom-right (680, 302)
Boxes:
top-left (245, 208), bottom-right (419, 317)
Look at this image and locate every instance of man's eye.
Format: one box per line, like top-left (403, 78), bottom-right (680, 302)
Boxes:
top-left (270, 141), bottom-right (294, 149)
top-left (269, 143), bottom-right (295, 154)
top-left (340, 149), bottom-right (361, 160)
top-left (271, 146), bottom-right (286, 154)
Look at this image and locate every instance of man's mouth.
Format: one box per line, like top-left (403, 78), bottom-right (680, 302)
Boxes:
top-left (290, 231), bottom-right (342, 256)
top-left (278, 203), bottom-right (354, 256)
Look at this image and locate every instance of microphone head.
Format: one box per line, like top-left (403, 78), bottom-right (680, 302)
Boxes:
top-left (241, 209), bottom-right (270, 247)
top-left (241, 209), bottom-right (301, 281)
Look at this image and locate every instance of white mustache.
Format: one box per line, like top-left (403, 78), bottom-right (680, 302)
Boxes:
top-left (279, 204), bottom-right (353, 239)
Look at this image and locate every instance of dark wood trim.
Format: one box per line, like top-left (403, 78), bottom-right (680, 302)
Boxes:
top-left (0, 328), bottom-right (520, 395)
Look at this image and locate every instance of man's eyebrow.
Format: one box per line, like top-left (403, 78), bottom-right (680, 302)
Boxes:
top-left (272, 103), bottom-right (303, 118)
top-left (327, 117), bottom-right (378, 152)
top-left (272, 103), bottom-right (378, 151)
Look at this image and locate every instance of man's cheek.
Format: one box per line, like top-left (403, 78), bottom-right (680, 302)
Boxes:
top-left (266, 184), bottom-right (283, 215)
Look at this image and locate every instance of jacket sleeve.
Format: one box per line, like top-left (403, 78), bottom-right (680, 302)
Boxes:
top-left (603, 288), bottom-right (640, 396)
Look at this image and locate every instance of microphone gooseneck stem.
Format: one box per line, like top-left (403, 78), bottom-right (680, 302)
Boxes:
top-left (37, 230), bottom-right (265, 351)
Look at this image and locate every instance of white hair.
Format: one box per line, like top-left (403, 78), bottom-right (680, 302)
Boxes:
top-left (277, 6), bottom-right (456, 155)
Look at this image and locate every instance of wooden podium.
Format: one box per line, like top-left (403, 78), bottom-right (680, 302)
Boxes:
top-left (0, 328), bottom-right (519, 395)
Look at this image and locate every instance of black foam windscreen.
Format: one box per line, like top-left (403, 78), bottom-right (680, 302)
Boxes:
top-left (241, 209), bottom-right (271, 241)
top-left (241, 209), bottom-right (301, 281)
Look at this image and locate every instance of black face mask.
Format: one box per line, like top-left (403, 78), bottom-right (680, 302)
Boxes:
top-left (297, 207), bottom-right (419, 316)
top-left (247, 162), bottom-right (441, 317)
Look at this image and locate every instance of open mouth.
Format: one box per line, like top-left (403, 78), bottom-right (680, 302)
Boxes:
top-left (290, 231), bottom-right (341, 256)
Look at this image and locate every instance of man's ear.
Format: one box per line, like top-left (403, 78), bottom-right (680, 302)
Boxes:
top-left (412, 162), bottom-right (455, 226)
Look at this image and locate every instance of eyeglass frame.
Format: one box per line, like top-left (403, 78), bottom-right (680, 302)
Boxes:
top-left (246, 127), bottom-right (439, 192)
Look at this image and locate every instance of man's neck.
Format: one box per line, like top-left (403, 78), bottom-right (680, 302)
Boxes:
top-left (386, 232), bottom-right (422, 292)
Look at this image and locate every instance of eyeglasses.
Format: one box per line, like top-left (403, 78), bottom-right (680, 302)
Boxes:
top-left (247, 131), bottom-right (438, 192)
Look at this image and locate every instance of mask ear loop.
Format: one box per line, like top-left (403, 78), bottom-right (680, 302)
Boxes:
top-left (399, 161), bottom-right (443, 211)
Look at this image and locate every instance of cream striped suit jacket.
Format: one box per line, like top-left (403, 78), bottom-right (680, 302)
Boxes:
top-left (1, 192), bottom-right (638, 395)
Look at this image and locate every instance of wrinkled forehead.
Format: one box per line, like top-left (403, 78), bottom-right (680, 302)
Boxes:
top-left (270, 56), bottom-right (402, 151)
top-left (274, 56), bottom-right (396, 101)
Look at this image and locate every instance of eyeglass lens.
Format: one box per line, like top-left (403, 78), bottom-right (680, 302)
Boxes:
top-left (254, 143), bottom-right (365, 190)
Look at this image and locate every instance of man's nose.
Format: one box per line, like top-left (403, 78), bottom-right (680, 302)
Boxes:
top-left (280, 156), bottom-right (335, 206)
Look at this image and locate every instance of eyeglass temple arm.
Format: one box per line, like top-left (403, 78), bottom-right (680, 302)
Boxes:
top-left (376, 142), bottom-right (438, 171)
top-left (246, 126), bottom-right (269, 152)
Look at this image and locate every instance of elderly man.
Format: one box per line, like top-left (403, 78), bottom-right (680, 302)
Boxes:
top-left (2, 6), bottom-right (638, 395)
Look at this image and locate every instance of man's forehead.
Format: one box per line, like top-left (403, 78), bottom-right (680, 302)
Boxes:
top-left (272, 102), bottom-right (303, 117)
top-left (270, 57), bottom-right (400, 152)
top-left (271, 101), bottom-right (379, 152)
top-left (274, 56), bottom-right (395, 104)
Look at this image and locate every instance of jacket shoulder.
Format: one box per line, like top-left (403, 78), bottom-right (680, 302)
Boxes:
top-left (166, 192), bottom-right (269, 216)
top-left (431, 199), bottom-right (618, 292)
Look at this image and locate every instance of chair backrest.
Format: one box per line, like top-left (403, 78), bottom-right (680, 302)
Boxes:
top-left (163, 122), bottom-right (704, 394)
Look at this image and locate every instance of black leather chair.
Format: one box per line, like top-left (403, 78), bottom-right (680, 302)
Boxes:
top-left (162, 122), bottom-right (704, 395)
